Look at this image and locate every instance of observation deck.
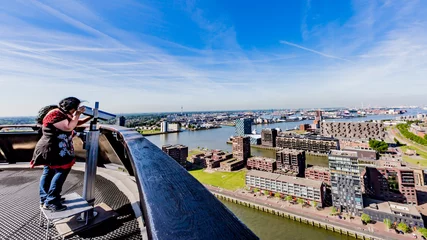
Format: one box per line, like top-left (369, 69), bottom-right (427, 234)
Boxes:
top-left (0, 124), bottom-right (258, 240)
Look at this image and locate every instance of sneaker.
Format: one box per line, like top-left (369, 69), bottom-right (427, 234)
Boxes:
top-left (40, 198), bottom-right (65, 208)
top-left (46, 204), bottom-right (67, 212)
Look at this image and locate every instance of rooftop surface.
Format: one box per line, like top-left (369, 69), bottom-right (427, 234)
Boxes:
top-left (0, 168), bottom-right (141, 240)
top-left (364, 198), bottom-right (421, 217)
top-left (329, 150), bottom-right (358, 158)
top-left (246, 170), bottom-right (323, 188)
top-left (248, 157), bottom-right (276, 163)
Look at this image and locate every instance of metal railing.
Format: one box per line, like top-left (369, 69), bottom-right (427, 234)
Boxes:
top-left (0, 124), bottom-right (258, 240)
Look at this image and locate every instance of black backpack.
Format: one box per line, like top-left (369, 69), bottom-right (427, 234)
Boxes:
top-left (35, 105), bottom-right (58, 125)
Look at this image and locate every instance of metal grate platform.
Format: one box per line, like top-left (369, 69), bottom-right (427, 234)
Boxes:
top-left (0, 168), bottom-right (142, 240)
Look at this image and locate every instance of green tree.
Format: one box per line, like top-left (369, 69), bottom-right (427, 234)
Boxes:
top-left (369, 139), bottom-right (389, 153)
top-left (253, 188), bottom-right (259, 193)
top-left (361, 213), bottom-right (371, 223)
top-left (263, 190), bottom-right (270, 196)
top-left (274, 192), bottom-right (281, 199)
top-left (285, 195), bottom-right (293, 202)
top-left (383, 219), bottom-right (392, 229)
top-left (397, 222), bottom-right (410, 233)
top-left (330, 206), bottom-right (338, 215)
top-left (419, 228), bottom-right (427, 238)
top-left (297, 198), bottom-right (304, 205)
top-left (312, 201), bottom-right (318, 208)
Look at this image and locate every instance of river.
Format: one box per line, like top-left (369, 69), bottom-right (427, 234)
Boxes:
top-left (220, 199), bottom-right (351, 240)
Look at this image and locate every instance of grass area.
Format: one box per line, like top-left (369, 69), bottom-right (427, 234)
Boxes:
top-left (187, 149), bottom-right (204, 160)
top-left (138, 129), bottom-right (161, 135)
top-left (189, 169), bottom-right (246, 191)
top-left (401, 145), bottom-right (427, 166)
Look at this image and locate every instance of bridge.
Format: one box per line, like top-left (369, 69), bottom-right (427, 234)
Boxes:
top-left (0, 124), bottom-right (258, 240)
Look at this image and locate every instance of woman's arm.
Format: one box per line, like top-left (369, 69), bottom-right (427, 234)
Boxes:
top-left (77, 116), bottom-right (93, 126)
top-left (53, 112), bottom-right (82, 132)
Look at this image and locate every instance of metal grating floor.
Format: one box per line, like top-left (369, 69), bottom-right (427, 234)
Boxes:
top-left (0, 168), bottom-right (142, 240)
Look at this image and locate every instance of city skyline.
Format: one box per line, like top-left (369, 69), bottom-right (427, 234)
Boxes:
top-left (1, 0), bottom-right (427, 116)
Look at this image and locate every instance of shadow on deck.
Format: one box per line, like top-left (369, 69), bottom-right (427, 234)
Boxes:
top-left (0, 168), bottom-right (141, 240)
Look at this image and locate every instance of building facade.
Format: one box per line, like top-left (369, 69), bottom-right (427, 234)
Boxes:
top-left (276, 149), bottom-right (306, 177)
top-left (246, 170), bottom-right (326, 207)
top-left (235, 118), bottom-right (252, 136)
top-left (397, 168), bottom-right (418, 205)
top-left (329, 150), bottom-right (363, 216)
top-left (305, 166), bottom-right (331, 185)
top-left (232, 136), bottom-right (251, 162)
top-left (162, 144), bottom-right (188, 167)
top-left (261, 128), bottom-right (278, 147)
top-left (320, 122), bottom-right (386, 140)
top-left (220, 158), bottom-right (245, 172)
top-left (247, 157), bottom-right (276, 172)
top-left (168, 122), bottom-right (182, 132)
top-left (160, 121), bottom-right (168, 133)
top-left (276, 135), bottom-right (339, 154)
top-left (363, 199), bottom-right (424, 229)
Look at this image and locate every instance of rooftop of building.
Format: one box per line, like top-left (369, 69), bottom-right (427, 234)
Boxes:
top-left (306, 165), bottom-right (330, 172)
top-left (248, 157), bottom-right (276, 163)
top-left (329, 150), bottom-right (358, 158)
top-left (277, 134), bottom-right (338, 142)
top-left (162, 144), bottom-right (188, 149)
top-left (277, 148), bottom-right (305, 154)
top-left (364, 198), bottom-right (421, 217)
top-left (246, 170), bottom-right (323, 188)
top-left (222, 158), bottom-right (243, 165)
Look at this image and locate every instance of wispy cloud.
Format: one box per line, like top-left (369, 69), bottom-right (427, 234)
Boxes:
top-left (280, 41), bottom-right (352, 62)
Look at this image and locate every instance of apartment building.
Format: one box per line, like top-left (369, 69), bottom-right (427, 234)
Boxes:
top-left (162, 144), bottom-right (188, 167)
top-left (235, 118), bottom-right (252, 136)
top-left (246, 170), bottom-right (326, 207)
top-left (320, 122), bottom-right (386, 140)
top-left (329, 150), bottom-right (363, 216)
top-left (232, 136), bottom-right (251, 162)
top-left (261, 128), bottom-right (278, 147)
top-left (305, 166), bottom-right (331, 185)
top-left (219, 158), bottom-right (245, 172)
top-left (276, 149), bottom-right (306, 177)
top-left (276, 135), bottom-right (339, 154)
top-left (247, 157), bottom-right (276, 172)
top-left (397, 168), bottom-right (418, 205)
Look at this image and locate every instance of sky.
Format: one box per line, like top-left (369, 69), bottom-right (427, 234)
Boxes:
top-left (1, 0), bottom-right (427, 116)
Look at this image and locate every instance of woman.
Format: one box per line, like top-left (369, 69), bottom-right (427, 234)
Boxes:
top-left (31, 97), bottom-right (92, 212)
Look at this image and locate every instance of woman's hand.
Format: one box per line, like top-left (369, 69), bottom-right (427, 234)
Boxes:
top-left (76, 106), bottom-right (86, 115)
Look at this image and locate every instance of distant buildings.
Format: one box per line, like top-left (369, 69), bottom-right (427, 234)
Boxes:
top-left (276, 149), bottom-right (306, 177)
top-left (162, 144), bottom-right (188, 167)
top-left (235, 118), bottom-right (252, 136)
top-left (329, 150), bottom-right (363, 216)
top-left (246, 170), bottom-right (327, 207)
top-left (160, 121), bottom-right (168, 133)
top-left (247, 157), bottom-right (276, 172)
top-left (276, 134), bottom-right (339, 154)
top-left (320, 122), bottom-right (386, 140)
top-left (168, 122), bottom-right (182, 132)
top-left (305, 166), bottom-right (331, 185)
top-left (232, 136), bottom-right (251, 162)
top-left (261, 128), bottom-right (278, 147)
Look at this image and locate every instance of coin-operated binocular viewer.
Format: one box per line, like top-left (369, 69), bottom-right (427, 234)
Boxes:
top-left (78, 102), bottom-right (116, 221)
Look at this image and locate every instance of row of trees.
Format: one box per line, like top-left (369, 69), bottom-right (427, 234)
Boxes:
top-left (368, 139), bottom-right (389, 153)
top-left (252, 188), bottom-right (318, 207)
top-left (397, 123), bottom-right (427, 146)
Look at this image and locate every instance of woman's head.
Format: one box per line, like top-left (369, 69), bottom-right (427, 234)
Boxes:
top-left (59, 97), bottom-right (81, 114)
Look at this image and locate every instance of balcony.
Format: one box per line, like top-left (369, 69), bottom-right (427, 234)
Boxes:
top-left (0, 124), bottom-right (258, 240)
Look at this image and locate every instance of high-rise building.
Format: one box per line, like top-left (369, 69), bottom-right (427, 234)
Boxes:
top-left (315, 110), bottom-right (323, 121)
top-left (168, 122), bottom-right (182, 132)
top-left (397, 168), bottom-right (418, 205)
top-left (232, 136), bottom-right (251, 162)
top-left (162, 144), bottom-right (188, 167)
top-left (160, 121), bottom-right (168, 133)
top-left (329, 150), bottom-right (363, 216)
top-left (235, 118), bottom-right (252, 136)
top-left (276, 149), bottom-right (306, 177)
top-left (261, 128), bottom-right (278, 147)
top-left (116, 116), bottom-right (126, 127)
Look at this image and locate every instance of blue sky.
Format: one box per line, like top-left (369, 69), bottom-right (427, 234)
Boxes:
top-left (1, 0), bottom-right (427, 116)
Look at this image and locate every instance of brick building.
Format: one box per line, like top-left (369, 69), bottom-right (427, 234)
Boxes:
top-left (320, 122), bottom-right (386, 140)
top-left (276, 135), bottom-right (339, 154)
top-left (162, 144), bottom-right (188, 167)
top-left (276, 149), bottom-right (306, 177)
top-left (397, 168), bottom-right (418, 205)
top-left (232, 136), bottom-right (251, 162)
top-left (261, 128), bottom-right (278, 147)
top-left (205, 150), bottom-right (233, 170)
top-left (220, 158), bottom-right (245, 172)
top-left (247, 157), bottom-right (276, 172)
top-left (305, 166), bottom-right (331, 185)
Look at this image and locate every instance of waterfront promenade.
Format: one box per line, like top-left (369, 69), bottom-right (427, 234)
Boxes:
top-left (206, 185), bottom-right (417, 240)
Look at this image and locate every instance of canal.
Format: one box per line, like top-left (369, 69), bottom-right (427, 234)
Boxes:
top-left (220, 199), bottom-right (351, 240)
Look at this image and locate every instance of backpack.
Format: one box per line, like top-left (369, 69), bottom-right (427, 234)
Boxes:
top-left (36, 105), bottom-right (58, 125)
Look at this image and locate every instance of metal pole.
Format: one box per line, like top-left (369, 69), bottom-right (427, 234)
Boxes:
top-left (79, 102), bottom-right (100, 221)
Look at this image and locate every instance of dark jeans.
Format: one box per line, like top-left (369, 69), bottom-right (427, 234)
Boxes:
top-left (39, 166), bottom-right (71, 206)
